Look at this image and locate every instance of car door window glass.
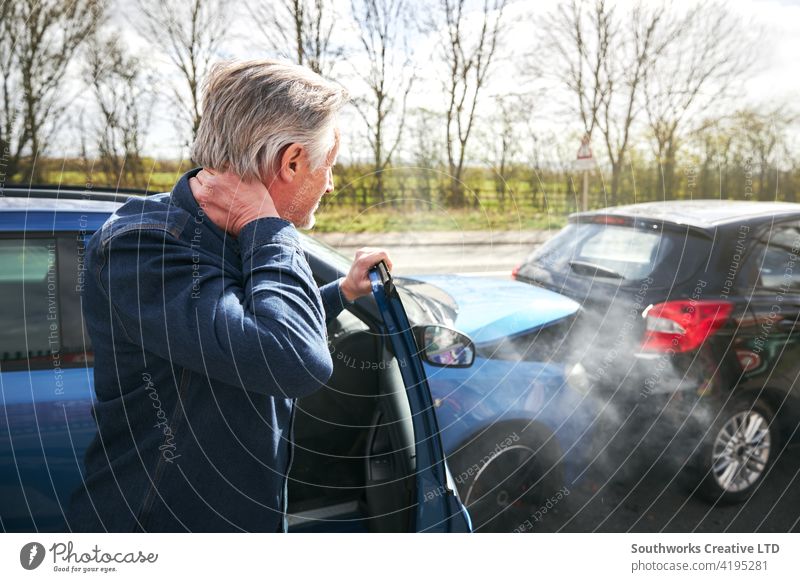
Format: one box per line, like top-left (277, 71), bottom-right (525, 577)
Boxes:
top-left (300, 234), bottom-right (353, 273)
top-left (754, 223), bottom-right (800, 291)
top-left (0, 238), bottom-right (58, 366)
top-left (57, 235), bottom-right (93, 362)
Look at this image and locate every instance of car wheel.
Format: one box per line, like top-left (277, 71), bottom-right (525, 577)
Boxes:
top-left (448, 423), bottom-right (563, 533)
top-left (695, 397), bottom-right (776, 504)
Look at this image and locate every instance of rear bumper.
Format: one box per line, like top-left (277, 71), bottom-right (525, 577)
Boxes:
top-left (587, 359), bottom-right (725, 464)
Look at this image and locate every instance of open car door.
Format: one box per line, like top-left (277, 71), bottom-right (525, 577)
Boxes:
top-left (368, 262), bottom-right (472, 533)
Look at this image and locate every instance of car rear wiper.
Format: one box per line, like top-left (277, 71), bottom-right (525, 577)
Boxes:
top-left (568, 260), bottom-right (624, 279)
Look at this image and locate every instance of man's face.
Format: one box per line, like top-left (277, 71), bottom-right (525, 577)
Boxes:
top-left (278, 128), bottom-right (340, 230)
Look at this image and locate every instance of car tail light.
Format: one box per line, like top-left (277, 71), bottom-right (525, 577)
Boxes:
top-left (591, 215), bottom-right (629, 225)
top-left (511, 264), bottom-right (520, 279)
top-left (641, 300), bottom-right (733, 353)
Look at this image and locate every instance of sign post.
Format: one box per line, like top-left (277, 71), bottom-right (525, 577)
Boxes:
top-left (575, 134), bottom-right (595, 211)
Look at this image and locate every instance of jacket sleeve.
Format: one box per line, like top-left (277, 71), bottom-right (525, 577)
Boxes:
top-left (319, 278), bottom-right (354, 325)
top-left (93, 216), bottom-right (333, 398)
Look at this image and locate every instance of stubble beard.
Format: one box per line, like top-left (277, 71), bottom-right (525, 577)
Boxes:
top-left (294, 198), bottom-right (321, 230)
top-left (299, 212), bottom-right (316, 230)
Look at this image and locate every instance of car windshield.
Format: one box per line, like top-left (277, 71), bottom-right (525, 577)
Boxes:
top-left (394, 279), bottom-right (458, 328)
top-left (301, 233), bottom-right (353, 273)
top-left (528, 221), bottom-right (709, 285)
top-left (301, 234), bottom-right (458, 327)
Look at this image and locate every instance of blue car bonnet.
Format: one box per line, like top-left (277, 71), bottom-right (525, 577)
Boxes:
top-left (405, 275), bottom-right (580, 344)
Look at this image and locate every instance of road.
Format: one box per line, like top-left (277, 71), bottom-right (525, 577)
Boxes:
top-left (512, 444), bottom-right (800, 533)
top-left (534, 443), bottom-right (800, 533)
top-left (312, 230), bottom-right (553, 276)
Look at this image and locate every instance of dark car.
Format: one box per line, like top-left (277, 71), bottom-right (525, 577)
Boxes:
top-left (0, 185), bottom-right (598, 532)
top-left (514, 200), bottom-right (800, 503)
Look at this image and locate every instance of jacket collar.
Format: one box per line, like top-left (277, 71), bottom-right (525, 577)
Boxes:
top-left (170, 167), bottom-right (241, 258)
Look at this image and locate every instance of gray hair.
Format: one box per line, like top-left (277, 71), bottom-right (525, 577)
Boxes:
top-left (191, 60), bottom-right (348, 181)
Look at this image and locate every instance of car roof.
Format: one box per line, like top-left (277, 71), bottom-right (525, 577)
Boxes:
top-left (0, 186), bottom-right (147, 213)
top-left (572, 199), bottom-right (800, 230)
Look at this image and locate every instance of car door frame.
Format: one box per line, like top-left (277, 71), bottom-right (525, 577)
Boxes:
top-left (734, 217), bottom-right (800, 427)
top-left (368, 262), bottom-right (472, 533)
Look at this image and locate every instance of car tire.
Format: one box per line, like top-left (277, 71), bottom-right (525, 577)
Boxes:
top-left (694, 397), bottom-right (777, 504)
top-left (448, 423), bottom-right (564, 533)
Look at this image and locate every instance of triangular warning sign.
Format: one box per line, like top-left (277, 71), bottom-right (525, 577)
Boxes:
top-left (577, 134), bottom-right (593, 160)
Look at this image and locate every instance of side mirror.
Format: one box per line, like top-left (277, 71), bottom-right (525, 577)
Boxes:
top-left (413, 325), bottom-right (475, 368)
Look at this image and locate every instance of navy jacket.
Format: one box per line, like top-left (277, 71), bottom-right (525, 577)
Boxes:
top-left (66, 168), bottom-right (349, 532)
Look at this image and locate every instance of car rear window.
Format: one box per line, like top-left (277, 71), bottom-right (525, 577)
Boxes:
top-left (577, 226), bottom-right (662, 279)
top-left (527, 222), bottom-right (709, 286)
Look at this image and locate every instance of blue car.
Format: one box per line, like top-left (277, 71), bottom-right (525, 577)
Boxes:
top-left (0, 186), bottom-right (597, 533)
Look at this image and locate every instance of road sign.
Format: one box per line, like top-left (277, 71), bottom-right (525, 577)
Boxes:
top-left (575, 133), bottom-right (595, 171)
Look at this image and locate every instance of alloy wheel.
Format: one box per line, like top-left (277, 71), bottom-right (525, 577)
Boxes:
top-left (711, 410), bottom-right (771, 493)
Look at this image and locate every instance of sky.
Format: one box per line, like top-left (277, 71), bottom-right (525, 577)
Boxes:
top-left (62, 0), bottom-right (800, 163)
top-left (733, 0), bottom-right (800, 103)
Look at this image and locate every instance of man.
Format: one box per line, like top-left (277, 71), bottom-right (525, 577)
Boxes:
top-left (66, 60), bottom-right (391, 532)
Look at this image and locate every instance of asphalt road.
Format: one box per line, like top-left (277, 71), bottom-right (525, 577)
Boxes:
top-left (312, 230), bottom-right (554, 276)
top-left (532, 443), bottom-right (800, 533)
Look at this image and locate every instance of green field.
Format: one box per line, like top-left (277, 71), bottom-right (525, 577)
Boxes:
top-left (311, 205), bottom-right (568, 232)
top-left (49, 170), bottom-right (187, 193)
top-left (38, 166), bottom-right (573, 233)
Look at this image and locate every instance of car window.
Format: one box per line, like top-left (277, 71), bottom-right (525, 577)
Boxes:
top-left (0, 235), bottom-right (93, 370)
top-left (395, 281), bottom-right (458, 328)
top-left (58, 235), bottom-right (94, 362)
top-left (577, 227), bottom-right (662, 279)
top-left (301, 234), bottom-right (352, 273)
top-left (752, 223), bottom-right (800, 291)
top-left (328, 307), bottom-right (371, 338)
top-left (527, 222), bottom-right (708, 286)
top-left (0, 238), bottom-right (57, 367)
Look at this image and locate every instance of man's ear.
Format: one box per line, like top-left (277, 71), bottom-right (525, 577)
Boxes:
top-left (279, 143), bottom-right (304, 182)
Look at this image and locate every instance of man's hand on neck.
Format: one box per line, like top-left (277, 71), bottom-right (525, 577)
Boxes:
top-left (189, 169), bottom-right (280, 237)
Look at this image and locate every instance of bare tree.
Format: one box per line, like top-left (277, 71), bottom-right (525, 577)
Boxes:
top-left (0, 0), bottom-right (106, 182)
top-left (247, 0), bottom-right (341, 76)
top-left (539, 0), bottom-right (612, 139)
top-left (350, 0), bottom-right (415, 204)
top-left (686, 106), bottom-right (798, 201)
top-left (481, 94), bottom-right (526, 209)
top-left (85, 33), bottom-right (154, 187)
top-left (0, 0), bottom-right (14, 184)
top-left (540, 0), bottom-right (680, 205)
top-left (643, 3), bottom-right (753, 199)
top-left (534, 129), bottom-right (585, 213)
top-left (733, 107), bottom-right (797, 202)
top-left (436, 0), bottom-right (508, 207)
top-left (683, 112), bottom-right (740, 200)
top-left (518, 97), bottom-right (553, 210)
top-left (407, 107), bottom-right (445, 206)
top-left (134, 0), bottom-right (225, 149)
